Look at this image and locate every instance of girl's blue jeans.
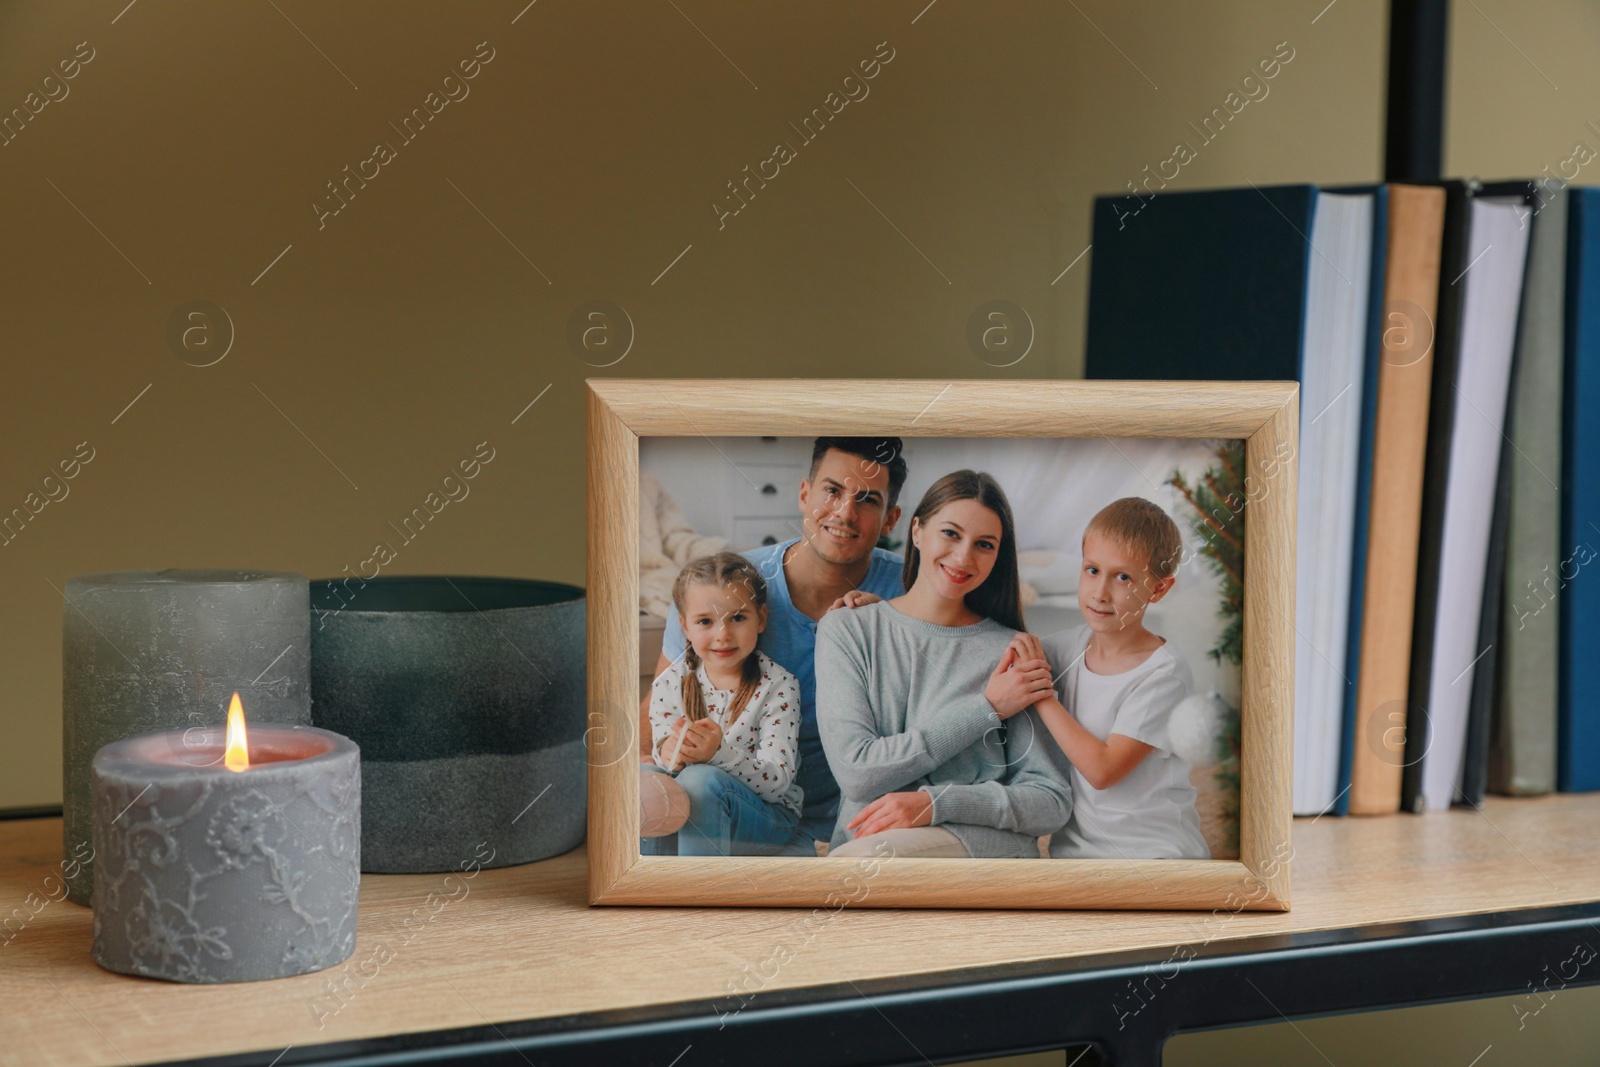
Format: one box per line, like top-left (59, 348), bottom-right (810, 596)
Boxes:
top-left (639, 762), bottom-right (804, 857)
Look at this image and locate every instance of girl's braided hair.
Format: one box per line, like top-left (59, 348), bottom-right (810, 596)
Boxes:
top-left (672, 552), bottom-right (768, 726)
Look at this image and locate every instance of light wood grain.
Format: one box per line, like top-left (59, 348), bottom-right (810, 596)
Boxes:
top-left (4, 797), bottom-right (1597, 1067)
top-left (589, 378), bottom-right (1298, 439)
top-left (1240, 390), bottom-right (1298, 906)
top-left (587, 378), bottom-right (1299, 910)
top-left (1348, 185), bottom-right (1449, 815)
top-left (587, 380), bottom-right (642, 903)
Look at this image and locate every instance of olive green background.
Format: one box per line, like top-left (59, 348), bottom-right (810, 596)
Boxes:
top-left (3, 1), bottom-right (1597, 1061)
top-left (0, 0), bottom-right (1401, 808)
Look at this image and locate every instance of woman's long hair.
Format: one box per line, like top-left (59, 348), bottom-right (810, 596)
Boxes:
top-left (901, 470), bottom-right (1025, 632)
top-left (672, 552), bottom-right (767, 725)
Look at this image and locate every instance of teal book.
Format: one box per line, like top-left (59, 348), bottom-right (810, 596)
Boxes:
top-left (1559, 187), bottom-right (1600, 792)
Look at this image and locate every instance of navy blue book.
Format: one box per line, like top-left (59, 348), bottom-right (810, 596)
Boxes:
top-left (1086, 185), bottom-right (1316, 380)
top-left (1560, 188), bottom-right (1600, 792)
top-left (1085, 183), bottom-right (1378, 816)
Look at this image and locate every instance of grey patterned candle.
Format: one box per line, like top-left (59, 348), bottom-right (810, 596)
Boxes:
top-left (90, 700), bottom-right (360, 983)
top-left (62, 570), bottom-right (312, 905)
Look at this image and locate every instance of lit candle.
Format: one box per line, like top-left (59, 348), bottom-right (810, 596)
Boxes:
top-left (90, 694), bottom-right (360, 983)
top-left (62, 569), bottom-right (312, 905)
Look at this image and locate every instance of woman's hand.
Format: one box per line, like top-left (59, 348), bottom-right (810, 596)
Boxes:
top-left (825, 590), bottom-right (882, 612)
top-left (984, 645), bottom-right (1056, 720)
top-left (846, 791), bottom-right (933, 837)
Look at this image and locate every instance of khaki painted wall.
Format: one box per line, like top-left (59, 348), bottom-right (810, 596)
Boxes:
top-left (1445, 0), bottom-right (1600, 181)
top-left (7, 3), bottom-right (1600, 1063)
top-left (0, 0), bottom-right (1386, 808)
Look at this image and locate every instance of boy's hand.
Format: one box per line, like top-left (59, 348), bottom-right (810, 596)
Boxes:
top-left (826, 590), bottom-right (882, 612)
top-left (1007, 633), bottom-right (1049, 671)
top-left (1007, 633), bottom-right (1067, 712)
top-left (847, 791), bottom-right (933, 837)
top-left (985, 648), bottom-right (1056, 720)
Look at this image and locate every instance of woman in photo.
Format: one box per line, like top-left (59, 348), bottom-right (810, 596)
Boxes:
top-left (815, 470), bottom-right (1070, 859)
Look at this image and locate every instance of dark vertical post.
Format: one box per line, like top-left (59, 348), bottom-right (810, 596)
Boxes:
top-left (1385, 0), bottom-right (1450, 181)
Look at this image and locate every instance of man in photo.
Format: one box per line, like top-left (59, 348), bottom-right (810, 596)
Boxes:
top-left (639, 437), bottom-right (908, 856)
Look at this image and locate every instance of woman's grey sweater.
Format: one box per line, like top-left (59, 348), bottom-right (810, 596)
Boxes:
top-left (814, 600), bottom-right (1072, 858)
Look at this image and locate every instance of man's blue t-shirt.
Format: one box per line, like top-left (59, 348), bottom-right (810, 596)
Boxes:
top-left (659, 538), bottom-right (905, 828)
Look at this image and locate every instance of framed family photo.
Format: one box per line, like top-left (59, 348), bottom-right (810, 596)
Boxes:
top-left (587, 379), bottom-right (1296, 911)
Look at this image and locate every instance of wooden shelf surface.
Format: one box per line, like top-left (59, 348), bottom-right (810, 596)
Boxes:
top-left (4, 794), bottom-right (1599, 1067)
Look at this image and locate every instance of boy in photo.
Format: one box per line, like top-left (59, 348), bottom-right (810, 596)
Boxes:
top-left (1004, 496), bottom-right (1209, 859)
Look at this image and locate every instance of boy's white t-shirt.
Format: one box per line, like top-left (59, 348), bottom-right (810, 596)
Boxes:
top-left (1040, 624), bottom-right (1210, 860)
top-left (648, 650), bottom-right (805, 816)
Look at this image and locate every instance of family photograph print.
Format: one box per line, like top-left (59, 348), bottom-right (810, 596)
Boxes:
top-left (633, 433), bottom-right (1247, 865)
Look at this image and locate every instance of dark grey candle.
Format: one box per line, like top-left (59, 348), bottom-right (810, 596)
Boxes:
top-left (91, 720), bottom-right (360, 983)
top-left (309, 576), bottom-right (586, 873)
top-left (62, 570), bottom-right (312, 905)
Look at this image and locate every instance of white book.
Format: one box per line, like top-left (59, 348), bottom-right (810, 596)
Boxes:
top-left (1292, 192), bottom-right (1374, 816)
top-left (1418, 197), bottom-right (1531, 811)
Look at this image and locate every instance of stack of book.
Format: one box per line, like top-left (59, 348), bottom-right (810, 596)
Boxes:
top-left (1084, 180), bottom-right (1600, 815)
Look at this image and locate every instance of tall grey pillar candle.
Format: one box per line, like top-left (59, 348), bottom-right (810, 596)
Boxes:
top-left (91, 722), bottom-right (360, 983)
top-left (62, 570), bottom-right (312, 905)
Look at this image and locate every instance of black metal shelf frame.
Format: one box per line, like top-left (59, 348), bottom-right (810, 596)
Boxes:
top-left (155, 902), bottom-right (1600, 1067)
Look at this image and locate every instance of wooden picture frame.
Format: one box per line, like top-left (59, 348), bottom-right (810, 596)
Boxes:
top-left (587, 379), bottom-right (1296, 910)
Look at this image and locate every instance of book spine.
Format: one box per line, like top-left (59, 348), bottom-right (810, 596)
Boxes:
top-left (1490, 187), bottom-right (1565, 797)
top-left (1335, 187), bottom-right (1390, 816)
top-left (1348, 185), bottom-right (1446, 815)
top-left (1402, 183), bottom-right (1470, 812)
top-left (1559, 190), bottom-right (1600, 792)
top-left (1459, 416), bottom-right (1515, 804)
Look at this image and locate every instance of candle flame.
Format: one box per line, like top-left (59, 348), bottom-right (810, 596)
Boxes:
top-left (224, 692), bottom-right (250, 772)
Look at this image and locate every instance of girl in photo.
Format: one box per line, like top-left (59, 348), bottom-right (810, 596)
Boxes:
top-left (639, 552), bottom-right (805, 856)
top-left (816, 470), bottom-right (1070, 859)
